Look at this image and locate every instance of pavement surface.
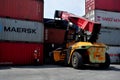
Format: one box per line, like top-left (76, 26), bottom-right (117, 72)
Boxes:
top-left (0, 64), bottom-right (120, 80)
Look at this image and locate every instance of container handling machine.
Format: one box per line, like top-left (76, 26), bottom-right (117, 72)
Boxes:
top-left (52, 10), bottom-right (110, 69)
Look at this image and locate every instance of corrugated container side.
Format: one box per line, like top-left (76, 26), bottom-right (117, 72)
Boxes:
top-left (85, 0), bottom-right (95, 14)
top-left (85, 0), bottom-right (120, 14)
top-left (0, 18), bottom-right (44, 42)
top-left (0, 42), bottom-right (43, 65)
top-left (95, 0), bottom-right (120, 12)
top-left (44, 28), bottom-right (66, 44)
top-left (107, 46), bottom-right (120, 63)
top-left (0, 0), bottom-right (43, 22)
top-left (95, 10), bottom-right (120, 28)
top-left (85, 10), bottom-right (120, 28)
top-left (97, 28), bottom-right (120, 46)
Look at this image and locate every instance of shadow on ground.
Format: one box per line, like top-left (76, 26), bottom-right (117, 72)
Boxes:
top-left (0, 66), bottom-right (11, 70)
top-left (78, 65), bottom-right (120, 71)
top-left (0, 64), bottom-right (120, 71)
top-left (0, 64), bottom-right (66, 70)
top-left (108, 65), bottom-right (120, 71)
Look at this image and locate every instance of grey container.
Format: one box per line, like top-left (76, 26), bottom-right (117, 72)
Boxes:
top-left (85, 10), bottom-right (120, 28)
top-left (0, 18), bottom-right (44, 43)
top-left (107, 46), bottom-right (120, 63)
top-left (97, 28), bottom-right (120, 46)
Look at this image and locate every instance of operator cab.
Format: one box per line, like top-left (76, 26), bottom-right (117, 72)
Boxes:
top-left (65, 22), bottom-right (93, 43)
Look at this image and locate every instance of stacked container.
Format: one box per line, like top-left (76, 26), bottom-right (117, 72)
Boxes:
top-left (85, 0), bottom-right (120, 14)
top-left (44, 18), bottom-right (66, 63)
top-left (45, 28), bottom-right (66, 44)
top-left (85, 0), bottom-right (120, 63)
top-left (0, 0), bottom-right (44, 65)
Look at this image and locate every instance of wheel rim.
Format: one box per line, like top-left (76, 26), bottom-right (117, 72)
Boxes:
top-left (73, 56), bottom-right (77, 65)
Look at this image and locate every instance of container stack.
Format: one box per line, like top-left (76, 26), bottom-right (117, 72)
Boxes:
top-left (44, 20), bottom-right (66, 44)
top-left (85, 0), bottom-right (120, 63)
top-left (44, 18), bottom-right (66, 63)
top-left (0, 0), bottom-right (44, 65)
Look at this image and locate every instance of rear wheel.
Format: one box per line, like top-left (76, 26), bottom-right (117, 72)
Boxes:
top-left (72, 52), bottom-right (83, 69)
top-left (99, 53), bottom-right (110, 69)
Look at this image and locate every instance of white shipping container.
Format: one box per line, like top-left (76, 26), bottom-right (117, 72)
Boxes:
top-left (107, 46), bottom-right (120, 63)
top-left (97, 28), bottom-right (120, 45)
top-left (0, 18), bottom-right (44, 42)
top-left (85, 10), bottom-right (120, 28)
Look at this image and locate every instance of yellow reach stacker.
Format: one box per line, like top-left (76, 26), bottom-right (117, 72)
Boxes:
top-left (52, 10), bottom-right (110, 69)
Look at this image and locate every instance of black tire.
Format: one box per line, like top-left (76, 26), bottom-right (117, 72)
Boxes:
top-left (99, 53), bottom-right (110, 69)
top-left (72, 52), bottom-right (83, 69)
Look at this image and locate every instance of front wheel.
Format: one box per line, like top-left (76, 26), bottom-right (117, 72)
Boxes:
top-left (99, 53), bottom-right (110, 69)
top-left (72, 52), bottom-right (83, 69)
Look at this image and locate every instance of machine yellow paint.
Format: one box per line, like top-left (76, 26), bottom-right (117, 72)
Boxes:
top-left (68, 42), bottom-right (107, 64)
top-left (53, 49), bottom-right (66, 62)
top-left (53, 50), bottom-right (61, 62)
top-left (87, 43), bottom-right (107, 63)
top-left (53, 42), bottom-right (108, 64)
top-left (68, 42), bottom-right (93, 63)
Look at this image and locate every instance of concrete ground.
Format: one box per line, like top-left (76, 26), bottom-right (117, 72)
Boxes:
top-left (0, 64), bottom-right (120, 80)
